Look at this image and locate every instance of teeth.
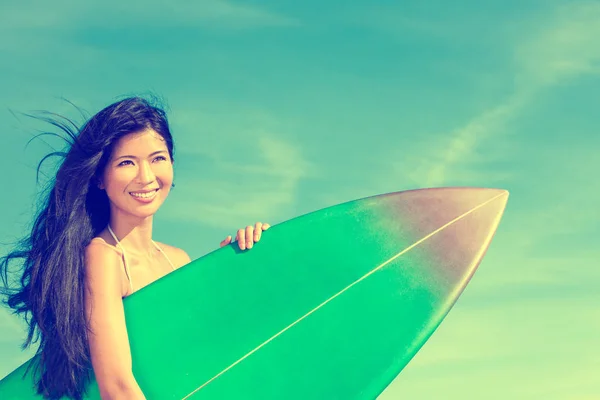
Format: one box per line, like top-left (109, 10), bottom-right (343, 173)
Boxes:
top-left (130, 190), bottom-right (157, 198)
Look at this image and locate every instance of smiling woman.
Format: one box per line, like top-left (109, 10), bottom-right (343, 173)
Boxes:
top-left (0, 96), bottom-right (269, 400)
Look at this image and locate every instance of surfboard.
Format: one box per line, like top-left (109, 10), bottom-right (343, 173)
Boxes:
top-left (0, 187), bottom-right (508, 399)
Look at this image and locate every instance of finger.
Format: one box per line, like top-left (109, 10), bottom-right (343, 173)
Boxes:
top-left (237, 228), bottom-right (246, 250)
top-left (254, 222), bottom-right (263, 241)
top-left (246, 225), bottom-right (254, 249)
top-left (219, 235), bottom-right (232, 248)
top-left (262, 223), bottom-right (270, 230)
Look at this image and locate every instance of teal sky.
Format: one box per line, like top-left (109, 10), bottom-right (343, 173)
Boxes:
top-left (1, 1), bottom-right (599, 398)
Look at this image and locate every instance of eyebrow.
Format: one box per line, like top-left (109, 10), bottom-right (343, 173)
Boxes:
top-left (114, 150), bottom-right (168, 161)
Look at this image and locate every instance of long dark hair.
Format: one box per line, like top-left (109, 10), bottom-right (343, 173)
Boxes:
top-left (0, 96), bottom-right (175, 399)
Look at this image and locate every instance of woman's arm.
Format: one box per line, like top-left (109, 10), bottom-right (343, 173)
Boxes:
top-left (85, 242), bottom-right (145, 400)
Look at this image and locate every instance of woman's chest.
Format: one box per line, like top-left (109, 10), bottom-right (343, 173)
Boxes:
top-left (127, 253), bottom-right (174, 292)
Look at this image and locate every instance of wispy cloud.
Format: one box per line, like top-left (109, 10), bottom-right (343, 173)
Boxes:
top-left (390, 2), bottom-right (600, 188)
top-left (406, 93), bottom-right (527, 187)
top-left (103, 0), bottom-right (299, 30)
top-left (161, 108), bottom-right (314, 228)
top-left (0, 0), bottom-right (298, 31)
top-left (515, 1), bottom-right (600, 88)
top-left (174, 136), bottom-right (310, 228)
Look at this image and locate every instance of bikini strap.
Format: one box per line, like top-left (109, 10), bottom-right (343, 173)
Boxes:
top-left (106, 225), bottom-right (176, 294)
top-left (107, 225), bottom-right (134, 293)
top-left (153, 242), bottom-right (176, 270)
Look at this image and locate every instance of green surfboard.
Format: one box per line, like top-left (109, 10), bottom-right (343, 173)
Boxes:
top-left (0, 187), bottom-right (508, 399)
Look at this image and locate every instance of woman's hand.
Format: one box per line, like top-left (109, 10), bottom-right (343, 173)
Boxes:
top-left (220, 222), bottom-right (270, 250)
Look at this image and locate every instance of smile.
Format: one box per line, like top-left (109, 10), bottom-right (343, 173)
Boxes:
top-left (129, 189), bottom-right (158, 201)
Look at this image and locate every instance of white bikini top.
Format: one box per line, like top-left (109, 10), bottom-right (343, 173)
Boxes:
top-left (107, 225), bottom-right (175, 294)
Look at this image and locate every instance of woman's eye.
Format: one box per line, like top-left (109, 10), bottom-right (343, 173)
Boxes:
top-left (154, 156), bottom-right (167, 162)
top-left (118, 160), bottom-right (134, 166)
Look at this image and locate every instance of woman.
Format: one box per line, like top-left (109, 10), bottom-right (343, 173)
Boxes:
top-left (0, 96), bottom-right (269, 400)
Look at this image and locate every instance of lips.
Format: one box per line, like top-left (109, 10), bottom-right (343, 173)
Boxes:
top-left (129, 189), bottom-right (159, 202)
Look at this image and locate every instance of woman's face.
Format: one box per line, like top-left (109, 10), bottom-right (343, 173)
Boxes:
top-left (99, 128), bottom-right (174, 221)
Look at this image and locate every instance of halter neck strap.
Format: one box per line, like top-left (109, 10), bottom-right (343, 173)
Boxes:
top-left (107, 225), bottom-right (175, 294)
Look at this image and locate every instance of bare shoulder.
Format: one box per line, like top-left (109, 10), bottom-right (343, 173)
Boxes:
top-left (85, 239), bottom-right (127, 297)
top-left (155, 242), bottom-right (192, 269)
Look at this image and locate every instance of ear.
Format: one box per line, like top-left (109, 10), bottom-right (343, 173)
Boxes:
top-left (95, 177), bottom-right (105, 190)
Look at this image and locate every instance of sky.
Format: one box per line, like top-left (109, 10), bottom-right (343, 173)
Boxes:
top-left (0, 0), bottom-right (599, 398)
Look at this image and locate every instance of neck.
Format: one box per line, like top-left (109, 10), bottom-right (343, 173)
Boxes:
top-left (108, 214), bottom-right (157, 257)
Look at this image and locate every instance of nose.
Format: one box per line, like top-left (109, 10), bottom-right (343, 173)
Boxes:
top-left (137, 161), bottom-right (156, 185)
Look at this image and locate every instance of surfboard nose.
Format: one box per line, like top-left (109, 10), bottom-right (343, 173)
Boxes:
top-left (425, 186), bottom-right (509, 228)
top-left (434, 187), bottom-right (509, 211)
top-left (395, 186), bottom-right (508, 210)
top-left (371, 186), bottom-right (509, 283)
top-left (381, 186), bottom-right (509, 237)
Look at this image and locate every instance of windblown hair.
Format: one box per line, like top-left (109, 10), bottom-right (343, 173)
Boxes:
top-left (0, 96), bottom-right (175, 399)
